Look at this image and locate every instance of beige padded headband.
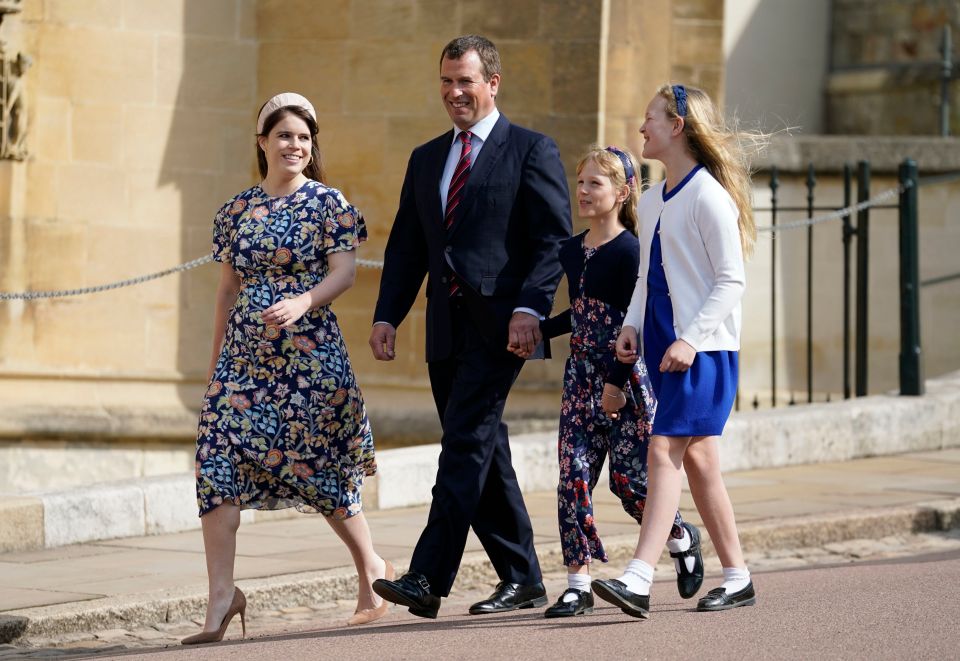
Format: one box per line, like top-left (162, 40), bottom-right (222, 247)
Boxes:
top-left (256, 92), bottom-right (317, 134)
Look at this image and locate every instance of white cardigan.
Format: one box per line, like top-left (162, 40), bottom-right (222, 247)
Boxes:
top-left (623, 167), bottom-right (745, 352)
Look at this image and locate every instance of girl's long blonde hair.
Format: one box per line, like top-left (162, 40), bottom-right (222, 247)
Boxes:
top-left (658, 84), bottom-right (763, 257)
top-left (576, 146), bottom-right (641, 236)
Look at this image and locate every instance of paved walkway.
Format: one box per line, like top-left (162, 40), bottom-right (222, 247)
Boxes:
top-left (1, 448), bottom-right (959, 647)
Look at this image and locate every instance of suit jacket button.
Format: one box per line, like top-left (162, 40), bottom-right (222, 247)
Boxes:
top-left (441, 276), bottom-right (448, 284)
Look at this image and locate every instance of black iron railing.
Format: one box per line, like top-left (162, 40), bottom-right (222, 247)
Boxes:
top-left (642, 158), bottom-right (954, 408)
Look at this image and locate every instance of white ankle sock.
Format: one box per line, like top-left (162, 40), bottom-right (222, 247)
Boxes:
top-left (564, 573), bottom-right (591, 601)
top-left (665, 526), bottom-right (695, 573)
top-left (617, 559), bottom-right (653, 595)
top-left (721, 566), bottom-right (751, 593)
top-left (665, 527), bottom-right (690, 553)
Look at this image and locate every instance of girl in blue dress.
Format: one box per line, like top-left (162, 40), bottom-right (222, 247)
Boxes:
top-left (538, 147), bottom-right (703, 619)
top-left (184, 94), bottom-right (393, 644)
top-left (593, 84), bottom-right (758, 617)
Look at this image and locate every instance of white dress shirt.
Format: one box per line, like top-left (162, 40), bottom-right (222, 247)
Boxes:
top-left (439, 109), bottom-right (500, 214)
top-left (439, 109), bottom-right (539, 320)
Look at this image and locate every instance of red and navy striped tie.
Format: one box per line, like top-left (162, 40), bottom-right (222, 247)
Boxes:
top-left (444, 130), bottom-right (472, 296)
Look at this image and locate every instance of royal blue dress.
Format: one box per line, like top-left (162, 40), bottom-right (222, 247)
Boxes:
top-left (642, 177), bottom-right (739, 437)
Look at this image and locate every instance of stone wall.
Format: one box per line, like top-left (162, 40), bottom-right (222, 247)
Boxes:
top-left (828, 0), bottom-right (960, 134)
top-left (0, 1), bottom-right (257, 428)
top-left (0, 0), bottom-right (728, 451)
top-left (723, 0), bottom-right (830, 134)
top-left (253, 0), bottom-right (726, 401)
top-left (605, 0), bottom-right (724, 177)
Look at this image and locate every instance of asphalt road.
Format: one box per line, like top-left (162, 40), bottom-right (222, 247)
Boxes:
top-left (91, 548), bottom-right (960, 661)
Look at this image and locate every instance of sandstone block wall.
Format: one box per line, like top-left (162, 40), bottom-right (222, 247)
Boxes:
top-left (0, 1), bottom-right (727, 445)
top-left (1, 0), bottom-right (256, 399)
top-left (829, 0), bottom-right (960, 135)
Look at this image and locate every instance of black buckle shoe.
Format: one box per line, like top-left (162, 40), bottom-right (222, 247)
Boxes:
top-left (591, 579), bottom-right (649, 619)
top-left (544, 588), bottom-right (594, 618)
top-left (696, 581), bottom-right (757, 611)
top-left (670, 522), bottom-right (705, 599)
top-left (468, 581), bottom-right (548, 615)
top-left (372, 571), bottom-right (441, 619)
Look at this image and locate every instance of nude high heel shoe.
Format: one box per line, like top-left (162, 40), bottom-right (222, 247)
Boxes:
top-left (181, 587), bottom-right (247, 645)
top-left (347, 560), bottom-right (395, 626)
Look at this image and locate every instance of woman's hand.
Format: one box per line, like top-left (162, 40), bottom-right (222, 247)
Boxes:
top-left (616, 326), bottom-right (639, 364)
top-left (659, 339), bottom-right (696, 372)
top-left (601, 383), bottom-right (628, 419)
top-left (262, 293), bottom-right (311, 328)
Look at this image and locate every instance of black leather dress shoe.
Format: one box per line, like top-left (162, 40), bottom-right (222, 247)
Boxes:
top-left (543, 588), bottom-right (594, 618)
top-left (372, 572), bottom-right (441, 619)
top-left (696, 581), bottom-right (757, 611)
top-left (591, 578), bottom-right (649, 619)
top-left (468, 581), bottom-right (548, 615)
top-left (671, 522), bottom-right (705, 599)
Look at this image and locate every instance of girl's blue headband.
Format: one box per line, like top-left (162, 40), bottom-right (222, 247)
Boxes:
top-left (672, 84), bottom-right (688, 117)
top-left (604, 146), bottom-right (635, 184)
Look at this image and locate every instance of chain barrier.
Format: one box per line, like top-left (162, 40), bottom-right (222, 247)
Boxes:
top-left (755, 182), bottom-right (906, 234)
top-left (0, 181), bottom-right (912, 301)
top-left (0, 255), bottom-right (387, 301)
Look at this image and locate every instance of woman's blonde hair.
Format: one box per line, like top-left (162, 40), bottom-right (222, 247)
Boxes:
top-left (576, 146), bottom-right (641, 236)
top-left (657, 84), bottom-right (763, 257)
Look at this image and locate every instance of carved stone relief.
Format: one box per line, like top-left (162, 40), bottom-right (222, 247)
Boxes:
top-left (0, 0), bottom-right (28, 160)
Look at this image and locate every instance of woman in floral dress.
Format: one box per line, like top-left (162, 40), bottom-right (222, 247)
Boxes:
top-left (183, 94), bottom-right (393, 645)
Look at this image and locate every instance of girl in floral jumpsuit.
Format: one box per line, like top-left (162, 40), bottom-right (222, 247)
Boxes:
top-left (540, 147), bottom-right (703, 619)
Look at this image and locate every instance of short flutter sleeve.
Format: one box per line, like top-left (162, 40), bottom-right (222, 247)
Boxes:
top-left (319, 187), bottom-right (368, 255)
top-left (211, 199), bottom-right (237, 263)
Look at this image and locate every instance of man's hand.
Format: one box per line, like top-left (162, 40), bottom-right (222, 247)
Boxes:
top-left (369, 323), bottom-right (397, 361)
top-left (615, 325), bottom-right (639, 364)
top-left (506, 311), bottom-right (542, 358)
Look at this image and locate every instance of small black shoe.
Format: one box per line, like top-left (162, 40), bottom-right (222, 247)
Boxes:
top-left (696, 581), bottom-right (757, 611)
top-left (671, 522), bottom-right (705, 599)
top-left (591, 579), bottom-right (649, 619)
top-left (372, 571), bottom-right (441, 619)
top-left (468, 581), bottom-right (548, 615)
top-left (543, 588), bottom-right (594, 618)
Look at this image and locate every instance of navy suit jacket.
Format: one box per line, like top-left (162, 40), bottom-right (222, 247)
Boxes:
top-left (374, 113), bottom-right (572, 362)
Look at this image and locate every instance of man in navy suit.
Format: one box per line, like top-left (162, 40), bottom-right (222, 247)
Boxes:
top-left (369, 35), bottom-right (572, 619)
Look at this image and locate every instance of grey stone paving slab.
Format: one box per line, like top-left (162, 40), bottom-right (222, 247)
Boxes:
top-left (0, 545), bottom-right (125, 565)
top-left (734, 498), bottom-right (853, 519)
top-left (260, 548), bottom-right (354, 568)
top-left (721, 473), bottom-right (783, 487)
top-left (235, 534), bottom-right (346, 558)
top-left (65, 574), bottom-right (211, 598)
top-left (807, 490), bottom-right (953, 508)
top-left (229, 518), bottom-right (323, 538)
top-left (232, 556), bottom-right (325, 581)
top-left (98, 533), bottom-right (204, 553)
top-left (1, 563), bottom-right (142, 592)
top-left (894, 481), bottom-right (960, 496)
top-left (0, 589), bottom-right (100, 612)
top-left (904, 448), bottom-right (960, 462)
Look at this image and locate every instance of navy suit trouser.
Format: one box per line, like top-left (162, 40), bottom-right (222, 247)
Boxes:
top-left (410, 303), bottom-right (542, 597)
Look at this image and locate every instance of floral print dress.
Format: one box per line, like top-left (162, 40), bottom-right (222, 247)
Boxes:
top-left (553, 239), bottom-right (684, 566)
top-left (195, 180), bottom-right (376, 520)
